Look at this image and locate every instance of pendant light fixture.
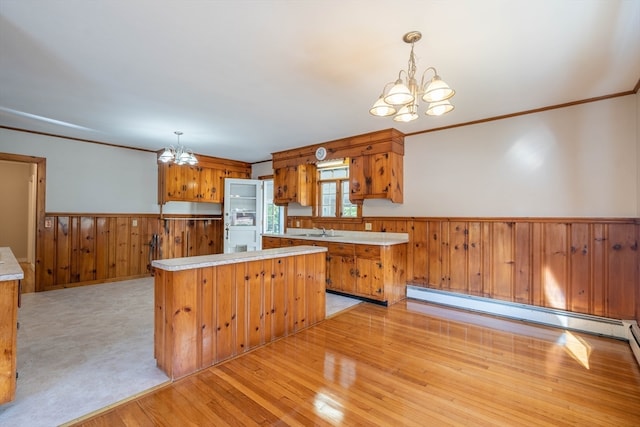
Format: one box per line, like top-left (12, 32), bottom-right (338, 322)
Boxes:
top-left (369, 31), bottom-right (455, 122)
top-left (158, 131), bottom-right (198, 165)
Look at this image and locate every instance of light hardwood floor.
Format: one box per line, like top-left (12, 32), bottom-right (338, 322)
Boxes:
top-left (73, 300), bottom-right (640, 426)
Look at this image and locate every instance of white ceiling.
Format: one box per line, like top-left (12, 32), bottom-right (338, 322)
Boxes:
top-left (1, 0), bottom-right (639, 163)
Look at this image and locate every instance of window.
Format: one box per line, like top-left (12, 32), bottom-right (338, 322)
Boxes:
top-left (317, 160), bottom-right (358, 218)
top-left (262, 179), bottom-right (284, 233)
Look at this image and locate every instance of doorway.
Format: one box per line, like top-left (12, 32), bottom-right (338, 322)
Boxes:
top-left (0, 152), bottom-right (46, 293)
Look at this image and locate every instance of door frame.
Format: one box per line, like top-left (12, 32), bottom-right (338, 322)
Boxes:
top-left (0, 152), bottom-right (46, 292)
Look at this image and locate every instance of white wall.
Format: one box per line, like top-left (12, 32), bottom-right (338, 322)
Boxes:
top-left (0, 128), bottom-right (219, 214)
top-left (365, 95), bottom-right (638, 218)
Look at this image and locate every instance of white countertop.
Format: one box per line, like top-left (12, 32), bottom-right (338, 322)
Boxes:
top-left (0, 247), bottom-right (24, 281)
top-left (263, 229), bottom-right (409, 246)
top-left (152, 245), bottom-right (327, 272)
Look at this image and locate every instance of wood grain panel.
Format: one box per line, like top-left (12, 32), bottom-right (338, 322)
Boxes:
top-left (246, 260), bottom-right (264, 350)
top-left (606, 223), bottom-right (638, 319)
top-left (56, 216), bottom-right (71, 285)
top-left (543, 223), bottom-right (569, 310)
top-left (234, 263), bottom-right (247, 355)
top-left (467, 222), bottom-right (482, 295)
top-left (410, 220), bottom-right (428, 283)
top-left (448, 221), bottom-right (468, 292)
top-left (215, 264), bottom-right (235, 363)
top-left (514, 222), bottom-right (531, 304)
top-left (38, 216), bottom-right (56, 289)
top-left (271, 258), bottom-right (287, 339)
top-left (569, 223), bottom-right (590, 313)
top-left (492, 222), bottom-right (514, 300)
top-left (200, 267), bottom-right (215, 369)
top-left (591, 223), bottom-right (606, 316)
top-left (95, 217), bottom-right (109, 281)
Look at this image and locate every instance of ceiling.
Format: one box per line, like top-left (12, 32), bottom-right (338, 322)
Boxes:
top-left (1, 1), bottom-right (639, 163)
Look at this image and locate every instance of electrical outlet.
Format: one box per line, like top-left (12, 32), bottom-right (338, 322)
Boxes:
top-left (365, 222), bottom-right (372, 231)
top-left (132, 219), bottom-right (138, 227)
top-left (296, 220), bottom-right (301, 227)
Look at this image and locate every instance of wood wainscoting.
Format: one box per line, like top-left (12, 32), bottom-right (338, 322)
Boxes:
top-left (289, 216), bottom-right (640, 324)
top-left (36, 214), bottom-right (223, 292)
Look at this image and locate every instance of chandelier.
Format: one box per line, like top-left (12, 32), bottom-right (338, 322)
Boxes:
top-left (158, 131), bottom-right (198, 165)
top-left (369, 31), bottom-right (455, 122)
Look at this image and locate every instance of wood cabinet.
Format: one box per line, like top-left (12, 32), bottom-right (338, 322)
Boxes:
top-left (271, 128), bottom-right (404, 205)
top-left (153, 247), bottom-right (326, 380)
top-left (349, 152), bottom-right (403, 203)
top-left (273, 164), bottom-right (316, 206)
top-left (1, 248), bottom-right (23, 404)
top-left (262, 236), bottom-right (407, 305)
top-left (0, 279), bottom-right (19, 404)
top-left (158, 155), bottom-right (250, 204)
top-left (325, 242), bottom-right (356, 294)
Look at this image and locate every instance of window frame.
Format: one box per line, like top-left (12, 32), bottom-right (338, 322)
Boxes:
top-left (314, 159), bottom-right (361, 219)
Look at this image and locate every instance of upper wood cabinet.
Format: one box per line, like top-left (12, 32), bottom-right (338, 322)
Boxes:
top-left (273, 164), bottom-right (317, 206)
top-left (349, 151), bottom-right (403, 203)
top-left (158, 155), bottom-right (250, 204)
top-left (271, 128), bottom-right (404, 206)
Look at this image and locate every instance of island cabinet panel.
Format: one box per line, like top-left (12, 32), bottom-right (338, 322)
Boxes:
top-left (153, 249), bottom-right (326, 380)
top-left (0, 279), bottom-right (19, 404)
top-left (215, 264), bottom-right (235, 363)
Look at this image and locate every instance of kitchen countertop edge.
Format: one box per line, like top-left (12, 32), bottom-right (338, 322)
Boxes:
top-left (152, 245), bottom-right (327, 272)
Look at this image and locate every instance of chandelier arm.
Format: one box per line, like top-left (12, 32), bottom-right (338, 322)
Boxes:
top-left (419, 66), bottom-right (438, 88)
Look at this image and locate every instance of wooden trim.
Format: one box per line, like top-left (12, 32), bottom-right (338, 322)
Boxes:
top-left (633, 78), bottom-right (640, 93)
top-left (405, 90), bottom-right (637, 137)
top-left (271, 128), bottom-right (405, 169)
top-left (1, 126), bottom-right (155, 153)
top-left (0, 152), bottom-right (46, 292)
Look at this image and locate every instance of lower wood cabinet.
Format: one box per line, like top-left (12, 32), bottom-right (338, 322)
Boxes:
top-left (262, 236), bottom-right (407, 305)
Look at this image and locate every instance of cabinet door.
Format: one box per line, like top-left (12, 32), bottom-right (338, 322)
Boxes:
top-left (356, 257), bottom-right (384, 300)
top-left (183, 166), bottom-right (201, 201)
top-left (349, 156), bottom-right (367, 202)
top-left (165, 163), bottom-right (186, 200)
top-left (274, 166), bottom-right (294, 204)
top-left (199, 167), bottom-right (224, 203)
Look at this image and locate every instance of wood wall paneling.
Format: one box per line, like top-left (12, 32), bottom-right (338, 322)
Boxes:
top-left (288, 216), bottom-right (639, 323)
top-left (35, 214), bottom-right (222, 291)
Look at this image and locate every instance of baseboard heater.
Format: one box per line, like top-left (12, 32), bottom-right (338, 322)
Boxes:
top-left (407, 285), bottom-right (640, 365)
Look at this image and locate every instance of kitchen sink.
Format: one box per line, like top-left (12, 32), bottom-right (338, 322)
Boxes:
top-left (298, 233), bottom-right (342, 238)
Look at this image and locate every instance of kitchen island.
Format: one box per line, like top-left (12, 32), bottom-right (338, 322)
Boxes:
top-left (151, 246), bottom-right (327, 380)
top-left (0, 247), bottom-right (24, 404)
top-left (263, 230), bottom-right (408, 305)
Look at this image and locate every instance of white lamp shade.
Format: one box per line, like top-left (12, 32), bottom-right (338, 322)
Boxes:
top-left (393, 105), bottom-right (419, 122)
top-left (158, 148), bottom-right (174, 163)
top-left (384, 82), bottom-right (414, 105)
top-left (426, 100), bottom-right (454, 116)
top-left (369, 97), bottom-right (397, 117)
top-left (422, 77), bottom-right (455, 103)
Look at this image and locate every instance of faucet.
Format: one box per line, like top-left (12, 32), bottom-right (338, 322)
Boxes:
top-left (321, 227), bottom-right (327, 236)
